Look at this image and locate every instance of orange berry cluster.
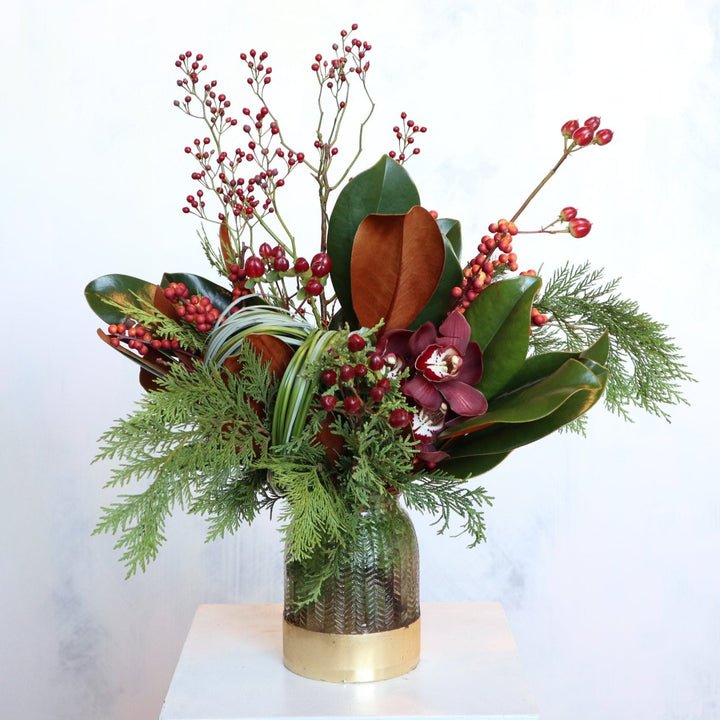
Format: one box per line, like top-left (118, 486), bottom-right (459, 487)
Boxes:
top-left (452, 218), bottom-right (519, 312)
top-left (106, 321), bottom-right (181, 357)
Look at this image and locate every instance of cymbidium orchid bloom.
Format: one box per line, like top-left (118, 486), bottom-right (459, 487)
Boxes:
top-left (379, 310), bottom-right (488, 418)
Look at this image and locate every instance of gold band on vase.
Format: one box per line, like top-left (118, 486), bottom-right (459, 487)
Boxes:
top-left (283, 617), bottom-right (421, 683)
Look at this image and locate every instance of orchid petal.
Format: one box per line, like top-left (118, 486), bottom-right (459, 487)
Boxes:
top-left (416, 443), bottom-right (450, 464)
top-left (438, 310), bottom-right (471, 353)
top-left (457, 341), bottom-right (484, 385)
top-left (403, 374), bottom-right (444, 411)
top-left (439, 381), bottom-right (488, 417)
top-left (407, 322), bottom-right (438, 357)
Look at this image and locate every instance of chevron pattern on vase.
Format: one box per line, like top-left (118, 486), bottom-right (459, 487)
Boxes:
top-left (285, 496), bottom-right (420, 634)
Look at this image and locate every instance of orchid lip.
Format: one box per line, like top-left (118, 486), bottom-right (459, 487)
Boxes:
top-left (416, 344), bottom-right (463, 382)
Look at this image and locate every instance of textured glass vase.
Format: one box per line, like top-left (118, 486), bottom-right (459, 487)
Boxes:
top-left (282, 495), bottom-right (421, 682)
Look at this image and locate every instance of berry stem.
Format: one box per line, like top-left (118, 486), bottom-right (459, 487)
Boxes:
top-left (510, 142), bottom-right (576, 223)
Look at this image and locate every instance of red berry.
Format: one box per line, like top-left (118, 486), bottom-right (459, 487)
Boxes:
top-left (339, 364), bottom-right (355, 382)
top-left (305, 278), bottom-right (323, 296)
top-left (560, 206), bottom-right (578, 221)
top-left (568, 218), bottom-right (592, 238)
top-left (273, 255), bottom-right (290, 272)
top-left (572, 127), bottom-right (594, 147)
top-left (595, 128), bottom-right (613, 146)
top-left (244, 256), bottom-right (265, 278)
top-left (321, 370), bottom-right (337, 386)
top-left (561, 119), bottom-right (580, 138)
top-left (347, 333), bottom-right (366, 352)
top-left (370, 386), bottom-right (386, 402)
top-left (321, 394), bottom-right (337, 411)
top-left (294, 257), bottom-right (310, 273)
top-left (343, 396), bottom-right (362, 413)
top-left (367, 352), bottom-right (384, 371)
top-left (584, 116), bottom-right (601, 132)
top-left (388, 409), bottom-right (411, 428)
top-left (310, 252), bottom-right (332, 277)
top-left (354, 363), bottom-right (368, 377)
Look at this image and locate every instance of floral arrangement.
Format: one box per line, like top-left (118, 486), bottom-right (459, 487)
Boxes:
top-left (86, 25), bottom-right (691, 599)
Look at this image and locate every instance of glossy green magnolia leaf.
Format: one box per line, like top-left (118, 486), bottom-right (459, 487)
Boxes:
top-left (439, 358), bottom-right (608, 462)
top-left (85, 274), bottom-right (158, 325)
top-left (444, 357), bottom-right (607, 437)
top-left (464, 275), bottom-right (542, 400)
top-left (162, 272), bottom-right (233, 314)
top-left (351, 207), bottom-right (445, 332)
top-left (502, 330), bottom-right (610, 394)
top-left (327, 156), bottom-right (421, 327)
top-left (409, 235), bottom-right (463, 329)
top-left (437, 218), bottom-right (462, 258)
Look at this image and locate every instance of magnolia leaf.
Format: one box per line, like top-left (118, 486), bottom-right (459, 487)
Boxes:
top-left (219, 222), bottom-right (234, 266)
top-left (85, 274), bottom-right (158, 325)
top-left (327, 156), bottom-right (421, 327)
top-left (223, 333), bottom-right (295, 380)
top-left (437, 218), bottom-right (462, 258)
top-left (443, 357), bottom-right (608, 437)
top-left (351, 206), bottom-right (445, 332)
top-left (409, 235), bottom-right (463, 329)
top-left (95, 328), bottom-right (173, 378)
top-left (438, 359), bottom-right (608, 461)
top-left (502, 330), bottom-right (610, 393)
top-left (465, 275), bottom-right (542, 399)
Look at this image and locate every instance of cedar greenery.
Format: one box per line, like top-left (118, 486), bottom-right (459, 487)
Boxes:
top-left (530, 262), bottom-right (694, 423)
top-left (93, 338), bottom-right (493, 585)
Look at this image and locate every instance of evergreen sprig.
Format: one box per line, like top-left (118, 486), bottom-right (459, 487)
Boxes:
top-left (98, 292), bottom-right (208, 354)
top-left (401, 473), bottom-right (493, 547)
top-left (92, 343), bottom-right (276, 575)
top-left (531, 262), bottom-right (694, 422)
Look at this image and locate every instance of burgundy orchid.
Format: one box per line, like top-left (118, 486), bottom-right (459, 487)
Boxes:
top-left (380, 310), bottom-right (488, 418)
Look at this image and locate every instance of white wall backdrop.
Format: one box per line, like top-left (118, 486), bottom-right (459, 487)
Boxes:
top-left (2, 1), bottom-right (718, 718)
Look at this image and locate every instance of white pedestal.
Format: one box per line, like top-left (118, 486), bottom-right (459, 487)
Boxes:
top-left (159, 602), bottom-right (540, 720)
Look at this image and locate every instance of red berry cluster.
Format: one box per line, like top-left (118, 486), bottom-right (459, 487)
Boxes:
top-left (241, 48), bottom-right (272, 91)
top-left (164, 282), bottom-right (220, 332)
top-left (225, 249), bottom-right (331, 303)
top-left (175, 52), bottom-right (306, 231)
top-left (388, 112), bottom-right (427, 164)
top-left (452, 218), bottom-right (519, 312)
top-left (174, 53), bottom-right (237, 131)
top-left (561, 116), bottom-right (614, 148)
top-left (106, 321), bottom-right (181, 356)
top-left (311, 24), bottom-right (371, 89)
top-left (318, 334), bottom-right (412, 429)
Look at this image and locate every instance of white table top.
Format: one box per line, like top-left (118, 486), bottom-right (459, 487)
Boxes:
top-left (159, 602), bottom-right (540, 720)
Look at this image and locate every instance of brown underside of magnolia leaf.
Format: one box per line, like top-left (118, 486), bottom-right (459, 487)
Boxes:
top-left (220, 223), bottom-right (234, 266)
top-left (222, 333), bottom-right (295, 380)
top-left (350, 206), bottom-right (445, 334)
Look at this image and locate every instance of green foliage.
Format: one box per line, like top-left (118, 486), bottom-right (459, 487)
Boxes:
top-left (464, 275), bottom-right (542, 399)
top-left (531, 262), bottom-right (694, 422)
top-left (92, 343), bottom-right (277, 576)
top-left (401, 473), bottom-right (493, 547)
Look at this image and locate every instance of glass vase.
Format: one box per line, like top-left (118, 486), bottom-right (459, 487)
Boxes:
top-left (282, 494), bottom-right (420, 682)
